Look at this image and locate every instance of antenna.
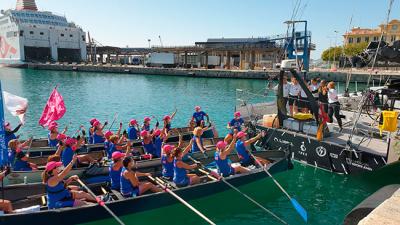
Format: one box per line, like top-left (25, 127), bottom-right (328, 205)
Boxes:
top-left (158, 35), bottom-right (163, 47)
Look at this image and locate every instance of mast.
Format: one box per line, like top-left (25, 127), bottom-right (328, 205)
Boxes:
top-left (0, 81), bottom-right (7, 166)
top-left (16, 0), bottom-right (38, 11)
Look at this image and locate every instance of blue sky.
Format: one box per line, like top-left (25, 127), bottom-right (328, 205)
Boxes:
top-left (1, 0), bottom-right (399, 59)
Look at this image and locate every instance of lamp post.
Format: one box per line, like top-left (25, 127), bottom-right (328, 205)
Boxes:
top-left (333, 30), bottom-right (339, 69)
top-left (147, 39), bottom-right (151, 49)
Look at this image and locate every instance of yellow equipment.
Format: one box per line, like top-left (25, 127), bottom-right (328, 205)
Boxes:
top-left (379, 110), bottom-right (399, 135)
top-left (293, 113), bottom-right (313, 120)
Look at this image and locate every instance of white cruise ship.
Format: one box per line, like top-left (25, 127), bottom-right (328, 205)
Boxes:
top-left (0, 0), bottom-right (87, 66)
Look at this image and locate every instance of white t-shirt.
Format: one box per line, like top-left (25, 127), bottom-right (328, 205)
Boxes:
top-left (328, 88), bottom-right (338, 103)
top-left (283, 83), bottom-right (289, 97)
top-left (289, 83), bottom-right (301, 96)
top-left (310, 84), bottom-right (320, 98)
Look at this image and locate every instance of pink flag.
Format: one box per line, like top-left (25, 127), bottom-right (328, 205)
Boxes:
top-left (38, 88), bottom-right (66, 127)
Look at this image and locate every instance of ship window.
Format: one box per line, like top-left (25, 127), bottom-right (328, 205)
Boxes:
top-left (29, 31), bottom-right (34, 34)
top-left (82, 35), bottom-right (85, 41)
top-left (40, 32), bottom-right (44, 35)
top-left (20, 30), bottom-right (24, 36)
top-left (69, 34), bottom-right (73, 37)
top-left (61, 33), bottom-right (64, 37)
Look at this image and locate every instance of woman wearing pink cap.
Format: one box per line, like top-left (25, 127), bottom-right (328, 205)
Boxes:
top-left (7, 138), bottom-right (32, 167)
top-left (162, 109), bottom-right (177, 137)
top-left (141, 117), bottom-right (152, 132)
top-left (127, 119), bottom-right (140, 141)
top-left (214, 134), bottom-right (250, 177)
top-left (55, 137), bottom-right (94, 167)
top-left (140, 130), bottom-right (156, 156)
top-left (190, 106), bottom-right (209, 128)
top-left (42, 155), bottom-right (97, 209)
top-left (109, 151), bottom-right (125, 191)
top-left (235, 131), bottom-right (270, 167)
top-left (88, 118), bottom-right (98, 144)
top-left (224, 111), bottom-right (246, 143)
top-left (48, 121), bottom-right (68, 148)
top-left (173, 144), bottom-right (200, 187)
top-left (162, 137), bottom-right (192, 180)
top-left (120, 156), bottom-right (161, 198)
top-left (13, 151), bottom-right (38, 172)
top-left (0, 169), bottom-right (13, 213)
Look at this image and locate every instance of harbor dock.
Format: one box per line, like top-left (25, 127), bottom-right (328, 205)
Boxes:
top-left (28, 63), bottom-right (400, 82)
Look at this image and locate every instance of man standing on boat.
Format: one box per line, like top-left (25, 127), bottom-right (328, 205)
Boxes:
top-left (191, 106), bottom-right (209, 128)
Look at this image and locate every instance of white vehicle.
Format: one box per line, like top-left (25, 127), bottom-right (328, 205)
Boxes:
top-left (280, 59), bottom-right (298, 70)
top-left (146, 52), bottom-right (176, 68)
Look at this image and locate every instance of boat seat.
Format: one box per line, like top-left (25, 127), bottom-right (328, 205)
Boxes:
top-left (110, 189), bottom-right (125, 201)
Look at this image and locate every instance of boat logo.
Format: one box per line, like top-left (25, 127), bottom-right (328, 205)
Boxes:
top-left (300, 142), bottom-right (306, 152)
top-left (316, 146), bottom-right (327, 157)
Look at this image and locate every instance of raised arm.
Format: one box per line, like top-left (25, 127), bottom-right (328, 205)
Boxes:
top-left (170, 109), bottom-right (178, 120)
top-left (116, 122), bottom-right (123, 137)
top-left (221, 135), bottom-right (237, 158)
top-left (11, 123), bottom-right (23, 134)
top-left (62, 125), bottom-right (68, 134)
top-left (177, 134), bottom-right (183, 148)
top-left (57, 155), bottom-right (77, 180)
top-left (182, 138), bottom-right (194, 157)
top-left (54, 144), bottom-right (64, 157)
top-left (245, 133), bottom-right (262, 146)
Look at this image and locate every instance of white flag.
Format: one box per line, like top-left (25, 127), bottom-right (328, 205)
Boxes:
top-left (2, 91), bottom-right (28, 124)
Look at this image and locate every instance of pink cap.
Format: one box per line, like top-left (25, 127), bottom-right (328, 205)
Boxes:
top-left (234, 111), bottom-right (241, 117)
top-left (48, 121), bottom-right (58, 131)
top-left (57, 133), bottom-right (67, 141)
top-left (163, 145), bottom-right (173, 154)
top-left (92, 120), bottom-right (100, 127)
top-left (237, 131), bottom-right (247, 139)
top-left (140, 130), bottom-right (148, 137)
top-left (130, 119), bottom-right (137, 125)
top-left (90, 118), bottom-right (98, 125)
top-left (65, 137), bottom-right (77, 146)
top-left (195, 106), bottom-right (201, 111)
top-left (4, 122), bottom-right (10, 128)
top-left (45, 161), bottom-right (63, 172)
top-left (216, 141), bottom-right (227, 150)
top-left (104, 131), bottom-right (113, 139)
top-left (153, 129), bottom-right (161, 136)
top-left (163, 115), bottom-right (171, 121)
top-left (144, 117), bottom-right (151, 122)
top-left (112, 151), bottom-right (125, 160)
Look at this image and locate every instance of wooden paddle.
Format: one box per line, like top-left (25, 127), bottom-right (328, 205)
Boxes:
top-left (147, 176), bottom-right (216, 225)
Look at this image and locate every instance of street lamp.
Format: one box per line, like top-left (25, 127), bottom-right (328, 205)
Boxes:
top-left (333, 30), bottom-right (339, 69)
top-left (148, 39), bottom-right (151, 49)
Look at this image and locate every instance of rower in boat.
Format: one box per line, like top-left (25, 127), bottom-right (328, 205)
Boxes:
top-left (92, 120), bottom-right (107, 144)
top-left (7, 138), bottom-right (32, 167)
top-left (0, 168), bottom-right (13, 214)
top-left (162, 137), bottom-right (192, 180)
top-left (173, 145), bottom-right (200, 187)
top-left (142, 117), bottom-right (152, 132)
top-left (141, 130), bottom-right (156, 156)
top-left (215, 135), bottom-right (250, 177)
top-left (190, 106), bottom-right (209, 128)
top-left (88, 118), bottom-right (98, 144)
top-left (235, 131), bottom-right (270, 167)
top-left (191, 127), bottom-right (207, 154)
top-left (162, 109), bottom-right (177, 137)
top-left (109, 152), bottom-right (126, 191)
top-left (56, 137), bottom-right (95, 167)
top-left (107, 135), bottom-right (131, 159)
top-left (48, 121), bottom-right (67, 148)
top-left (127, 119), bottom-right (140, 141)
top-left (224, 111), bottom-right (245, 143)
top-left (153, 129), bottom-right (163, 158)
top-left (104, 130), bottom-right (113, 157)
top-left (4, 121), bottom-right (22, 148)
top-left (13, 151), bottom-right (38, 171)
top-left (42, 156), bottom-right (97, 209)
top-left (120, 156), bottom-right (161, 198)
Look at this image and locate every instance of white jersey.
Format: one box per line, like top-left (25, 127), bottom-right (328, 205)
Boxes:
top-left (310, 84), bottom-right (320, 98)
top-left (283, 83), bottom-right (289, 97)
top-left (289, 83), bottom-right (301, 96)
top-left (328, 88), bottom-right (339, 103)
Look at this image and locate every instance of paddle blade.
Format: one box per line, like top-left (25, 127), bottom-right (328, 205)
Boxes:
top-left (291, 198), bottom-right (307, 222)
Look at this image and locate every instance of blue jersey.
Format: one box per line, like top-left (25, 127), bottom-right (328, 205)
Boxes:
top-left (107, 143), bottom-right (121, 159)
top-left (46, 180), bottom-right (74, 209)
top-left (214, 151), bottom-right (233, 177)
top-left (173, 158), bottom-right (189, 186)
top-left (5, 133), bottom-right (16, 149)
top-left (193, 111), bottom-right (207, 123)
top-left (61, 147), bottom-right (73, 167)
top-left (48, 133), bottom-right (58, 148)
top-left (120, 168), bottom-right (139, 197)
top-left (143, 142), bottom-right (155, 155)
top-left (127, 126), bottom-right (138, 140)
top-left (142, 124), bottom-right (150, 132)
top-left (109, 163), bottom-right (122, 190)
top-left (88, 127), bottom-right (94, 144)
top-left (13, 159), bottom-right (32, 171)
top-left (104, 141), bottom-right (111, 158)
top-left (162, 155), bottom-right (174, 178)
top-left (229, 118), bottom-right (244, 131)
top-left (93, 133), bottom-right (105, 144)
top-left (235, 140), bottom-right (251, 164)
top-left (191, 136), bottom-right (203, 153)
top-left (7, 150), bottom-right (16, 167)
top-left (154, 136), bottom-right (162, 158)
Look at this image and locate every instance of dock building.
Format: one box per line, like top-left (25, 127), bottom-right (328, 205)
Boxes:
top-left (343, 19), bottom-right (400, 44)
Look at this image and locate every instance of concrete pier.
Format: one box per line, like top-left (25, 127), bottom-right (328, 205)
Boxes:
top-left (358, 187), bottom-right (400, 225)
top-left (27, 63), bottom-right (400, 82)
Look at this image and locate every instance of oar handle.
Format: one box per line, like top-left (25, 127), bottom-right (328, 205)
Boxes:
top-left (76, 178), bottom-right (125, 225)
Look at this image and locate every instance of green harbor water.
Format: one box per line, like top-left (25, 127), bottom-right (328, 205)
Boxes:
top-left (1, 68), bottom-right (398, 225)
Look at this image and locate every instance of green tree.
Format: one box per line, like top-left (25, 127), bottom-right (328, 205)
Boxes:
top-left (321, 42), bottom-right (369, 61)
top-left (343, 42), bottom-right (369, 56)
top-left (321, 46), bottom-right (343, 62)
